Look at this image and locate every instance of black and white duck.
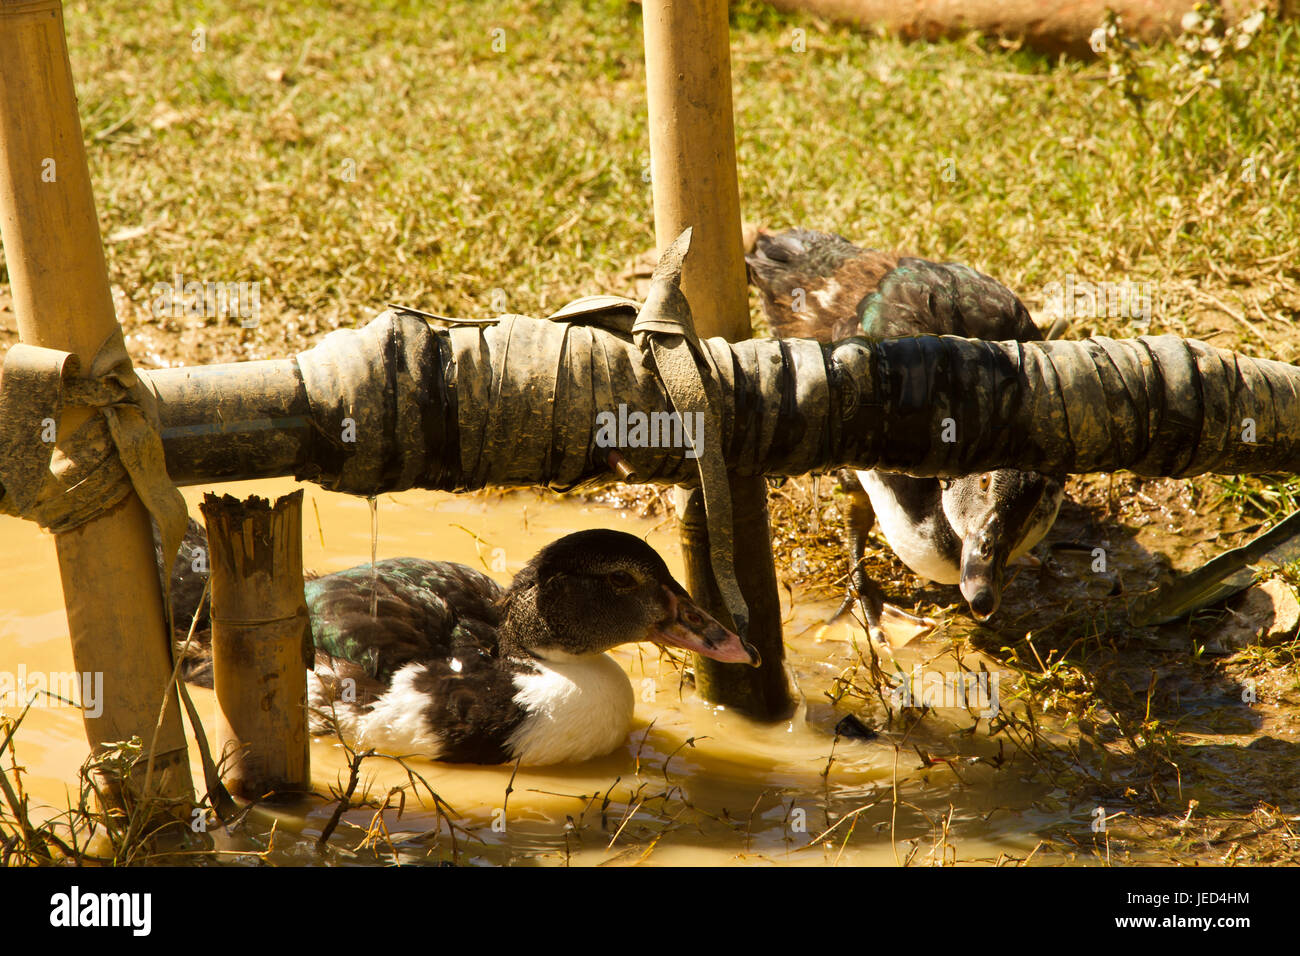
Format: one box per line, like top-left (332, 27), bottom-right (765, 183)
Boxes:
top-left (162, 522), bottom-right (758, 765)
top-left (746, 228), bottom-right (1064, 639)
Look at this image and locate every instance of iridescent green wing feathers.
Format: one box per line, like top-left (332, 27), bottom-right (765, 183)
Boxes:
top-left (857, 258), bottom-right (1041, 343)
top-left (304, 558), bottom-right (503, 682)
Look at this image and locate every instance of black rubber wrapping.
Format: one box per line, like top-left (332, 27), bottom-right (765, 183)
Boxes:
top-left (1144, 335), bottom-right (1204, 476)
top-left (839, 333), bottom-right (1300, 479)
top-left (280, 312), bottom-right (1300, 494)
top-left (425, 331), bottom-right (458, 490)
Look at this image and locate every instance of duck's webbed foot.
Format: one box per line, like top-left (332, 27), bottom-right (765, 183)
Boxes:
top-left (835, 565), bottom-right (936, 648)
top-left (829, 560), bottom-right (888, 637)
top-left (829, 474), bottom-right (937, 648)
top-left (877, 603), bottom-right (939, 648)
top-left (828, 478), bottom-right (887, 641)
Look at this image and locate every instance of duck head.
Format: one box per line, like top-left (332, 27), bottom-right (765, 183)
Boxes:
top-left (941, 470), bottom-right (1064, 621)
top-left (500, 529), bottom-right (761, 666)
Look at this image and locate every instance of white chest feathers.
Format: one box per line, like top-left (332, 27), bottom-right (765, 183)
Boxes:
top-left (507, 652), bottom-right (636, 765)
top-left (856, 469), bottom-right (961, 584)
top-left (309, 653), bottom-right (637, 767)
top-left (311, 662), bottom-right (446, 759)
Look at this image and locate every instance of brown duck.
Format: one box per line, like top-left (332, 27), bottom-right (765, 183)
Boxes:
top-left (746, 228), bottom-right (1064, 641)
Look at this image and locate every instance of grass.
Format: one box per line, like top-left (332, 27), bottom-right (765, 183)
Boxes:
top-left (1, 701), bottom-right (480, 866)
top-left (0, 0), bottom-right (1292, 365)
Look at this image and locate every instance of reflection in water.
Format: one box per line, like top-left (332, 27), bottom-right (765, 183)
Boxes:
top-left (0, 479), bottom-right (1060, 866)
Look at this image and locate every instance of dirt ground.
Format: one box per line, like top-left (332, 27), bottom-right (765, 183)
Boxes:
top-left (764, 465), bottom-right (1300, 863)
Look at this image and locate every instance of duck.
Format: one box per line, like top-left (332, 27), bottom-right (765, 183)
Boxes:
top-left (160, 521), bottom-right (759, 766)
top-left (745, 228), bottom-right (1064, 639)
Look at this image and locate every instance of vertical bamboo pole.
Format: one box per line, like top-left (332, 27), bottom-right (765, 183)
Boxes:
top-left (677, 479), bottom-right (792, 710)
top-left (643, 0), bottom-right (750, 335)
top-left (0, 0), bottom-right (193, 799)
top-left (643, 0), bottom-right (792, 717)
top-left (202, 493), bottom-right (311, 800)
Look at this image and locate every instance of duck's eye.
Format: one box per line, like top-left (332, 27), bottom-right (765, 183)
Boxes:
top-left (979, 474), bottom-right (992, 493)
top-left (609, 570), bottom-right (638, 590)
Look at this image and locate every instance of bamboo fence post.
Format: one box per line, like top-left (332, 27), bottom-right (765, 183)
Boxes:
top-left (643, 0), bottom-right (792, 717)
top-left (202, 492), bottom-right (311, 800)
top-left (0, 0), bottom-right (192, 801)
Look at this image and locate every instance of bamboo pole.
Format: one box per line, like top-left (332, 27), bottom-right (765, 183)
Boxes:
top-left (643, 1), bottom-right (750, 336)
top-left (0, 0), bottom-right (192, 801)
top-left (678, 478), bottom-right (791, 708)
top-left (202, 492), bottom-right (311, 800)
top-left (643, 0), bottom-right (792, 717)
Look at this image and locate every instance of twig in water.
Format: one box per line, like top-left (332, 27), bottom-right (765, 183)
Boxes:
top-left (318, 747), bottom-right (374, 847)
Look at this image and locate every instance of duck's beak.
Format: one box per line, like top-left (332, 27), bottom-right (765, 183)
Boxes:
top-left (651, 587), bottom-right (761, 666)
top-left (959, 524), bottom-right (1008, 621)
top-left (951, 471), bottom-right (1060, 623)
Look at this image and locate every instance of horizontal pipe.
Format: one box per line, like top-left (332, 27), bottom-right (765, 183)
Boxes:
top-left (147, 359), bottom-right (314, 485)
top-left (121, 312), bottom-right (1300, 499)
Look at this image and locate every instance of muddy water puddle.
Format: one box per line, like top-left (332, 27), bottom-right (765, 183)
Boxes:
top-left (1, 479), bottom-right (1116, 866)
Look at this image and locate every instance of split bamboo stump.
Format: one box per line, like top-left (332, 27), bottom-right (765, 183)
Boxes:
top-left (201, 492), bottom-right (311, 800)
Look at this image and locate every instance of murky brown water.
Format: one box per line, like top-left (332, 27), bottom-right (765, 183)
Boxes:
top-left (1, 479), bottom-right (1074, 865)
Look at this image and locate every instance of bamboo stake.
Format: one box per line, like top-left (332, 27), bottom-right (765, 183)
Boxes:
top-left (678, 478), bottom-right (792, 709)
top-left (643, 0), bottom-right (792, 717)
top-left (0, 0), bottom-right (192, 801)
top-left (643, 1), bottom-right (750, 337)
top-left (202, 492), bottom-right (311, 800)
